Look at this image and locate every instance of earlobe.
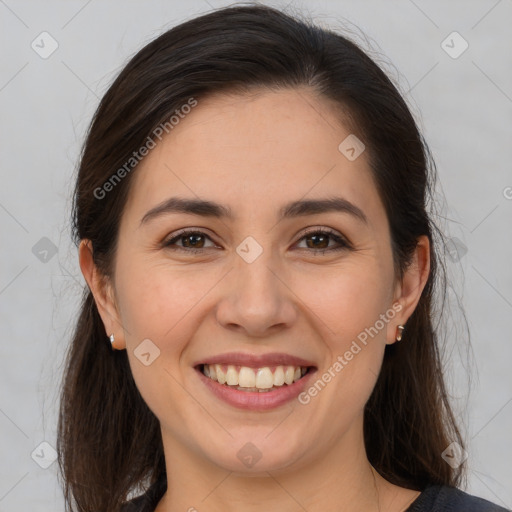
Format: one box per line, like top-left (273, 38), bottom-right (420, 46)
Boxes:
top-left (387, 235), bottom-right (431, 345)
top-left (78, 239), bottom-right (126, 350)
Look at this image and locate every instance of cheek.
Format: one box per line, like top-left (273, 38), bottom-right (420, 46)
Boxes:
top-left (115, 263), bottom-right (204, 416)
top-left (293, 261), bottom-right (391, 344)
top-left (293, 263), bottom-right (390, 411)
top-left (116, 261), bottom-right (212, 343)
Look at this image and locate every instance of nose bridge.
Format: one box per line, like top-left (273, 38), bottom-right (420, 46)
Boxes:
top-left (234, 233), bottom-right (282, 306)
top-left (215, 233), bottom-right (296, 334)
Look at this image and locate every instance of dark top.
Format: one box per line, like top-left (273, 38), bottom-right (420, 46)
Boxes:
top-left (120, 474), bottom-right (511, 512)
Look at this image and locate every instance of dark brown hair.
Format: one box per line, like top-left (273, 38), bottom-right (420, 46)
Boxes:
top-left (58, 3), bottom-right (467, 511)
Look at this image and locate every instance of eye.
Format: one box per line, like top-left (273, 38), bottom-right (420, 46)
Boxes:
top-left (162, 227), bottom-right (351, 255)
top-left (294, 228), bottom-right (351, 254)
top-left (162, 229), bottom-right (217, 253)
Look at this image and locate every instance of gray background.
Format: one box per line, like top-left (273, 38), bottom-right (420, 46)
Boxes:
top-left (1, 0), bottom-right (511, 510)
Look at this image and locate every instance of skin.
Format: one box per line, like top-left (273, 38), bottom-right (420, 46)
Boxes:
top-left (80, 87), bottom-right (430, 512)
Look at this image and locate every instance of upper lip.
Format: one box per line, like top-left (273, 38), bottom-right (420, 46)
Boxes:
top-left (193, 352), bottom-right (317, 369)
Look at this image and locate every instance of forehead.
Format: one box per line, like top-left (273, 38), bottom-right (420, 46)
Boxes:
top-left (123, 87), bottom-right (385, 229)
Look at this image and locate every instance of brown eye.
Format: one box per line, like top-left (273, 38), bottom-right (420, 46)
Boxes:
top-left (162, 228), bottom-right (351, 255)
top-left (295, 229), bottom-right (351, 254)
top-left (163, 230), bottom-right (216, 253)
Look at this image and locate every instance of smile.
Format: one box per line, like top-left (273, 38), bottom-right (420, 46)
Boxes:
top-left (194, 364), bottom-right (316, 410)
top-left (201, 363), bottom-right (310, 391)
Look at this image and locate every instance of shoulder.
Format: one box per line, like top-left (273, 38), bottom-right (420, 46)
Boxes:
top-left (120, 474), bottom-right (167, 512)
top-left (407, 484), bottom-right (510, 512)
top-left (120, 493), bottom-right (151, 512)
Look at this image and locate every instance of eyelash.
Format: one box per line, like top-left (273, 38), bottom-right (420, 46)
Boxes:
top-left (162, 228), bottom-right (351, 255)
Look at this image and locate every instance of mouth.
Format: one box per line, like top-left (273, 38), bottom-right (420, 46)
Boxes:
top-left (194, 363), bottom-right (316, 393)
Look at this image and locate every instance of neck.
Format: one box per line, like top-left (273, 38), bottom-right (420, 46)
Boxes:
top-left (156, 415), bottom-right (419, 512)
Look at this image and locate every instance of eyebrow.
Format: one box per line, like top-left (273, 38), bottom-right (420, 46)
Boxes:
top-left (140, 196), bottom-right (368, 226)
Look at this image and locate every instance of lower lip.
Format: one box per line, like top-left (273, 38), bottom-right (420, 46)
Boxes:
top-left (195, 366), bottom-right (317, 411)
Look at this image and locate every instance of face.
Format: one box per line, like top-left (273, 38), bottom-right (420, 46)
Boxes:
top-left (89, 87), bottom-right (412, 477)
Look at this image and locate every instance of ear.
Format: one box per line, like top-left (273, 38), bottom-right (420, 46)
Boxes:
top-left (387, 235), bottom-right (431, 345)
top-left (78, 239), bottom-right (126, 350)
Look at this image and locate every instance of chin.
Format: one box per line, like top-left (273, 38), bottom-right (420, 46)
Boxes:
top-left (200, 430), bottom-right (306, 474)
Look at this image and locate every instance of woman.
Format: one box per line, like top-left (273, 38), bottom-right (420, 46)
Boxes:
top-left (57, 4), bottom-right (509, 512)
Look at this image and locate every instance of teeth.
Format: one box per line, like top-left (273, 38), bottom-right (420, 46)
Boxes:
top-left (273, 366), bottom-right (285, 386)
top-left (202, 364), bottom-right (309, 390)
top-left (215, 364), bottom-right (226, 384)
top-left (284, 365), bottom-right (295, 385)
top-left (226, 365), bottom-right (238, 385)
top-left (239, 366), bottom-right (256, 387)
top-left (256, 367), bottom-right (274, 389)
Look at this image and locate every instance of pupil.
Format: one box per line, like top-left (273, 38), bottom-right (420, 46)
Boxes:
top-left (184, 234), bottom-right (203, 248)
top-left (307, 234), bottom-right (328, 249)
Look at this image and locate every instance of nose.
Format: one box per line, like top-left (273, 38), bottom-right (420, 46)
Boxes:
top-left (215, 247), bottom-right (298, 337)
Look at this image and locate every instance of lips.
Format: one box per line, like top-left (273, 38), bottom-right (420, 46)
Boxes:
top-left (192, 351), bottom-right (317, 369)
top-left (194, 362), bottom-right (318, 410)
